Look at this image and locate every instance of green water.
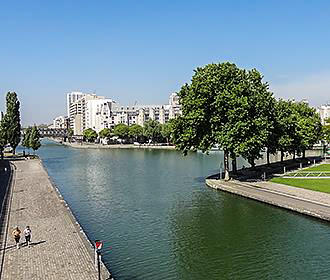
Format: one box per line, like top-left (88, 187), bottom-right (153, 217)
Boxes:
top-left (35, 140), bottom-right (330, 280)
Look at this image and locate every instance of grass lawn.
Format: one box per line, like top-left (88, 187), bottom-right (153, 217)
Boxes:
top-left (271, 177), bottom-right (330, 193)
top-left (303, 164), bottom-right (330, 172)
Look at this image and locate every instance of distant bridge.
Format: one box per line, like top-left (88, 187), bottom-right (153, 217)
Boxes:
top-left (38, 128), bottom-right (68, 138)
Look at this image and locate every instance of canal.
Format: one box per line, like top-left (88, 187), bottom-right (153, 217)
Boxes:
top-left (35, 140), bottom-right (330, 279)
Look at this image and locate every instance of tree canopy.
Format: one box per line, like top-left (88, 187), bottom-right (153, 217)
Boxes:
top-left (172, 62), bottom-right (275, 179)
top-left (83, 128), bottom-right (98, 142)
top-left (113, 124), bottom-right (129, 140)
top-left (99, 128), bottom-right (112, 139)
top-left (29, 125), bottom-right (41, 152)
top-left (129, 124), bottom-right (143, 141)
top-left (2, 92), bottom-right (21, 154)
top-left (143, 120), bottom-right (163, 143)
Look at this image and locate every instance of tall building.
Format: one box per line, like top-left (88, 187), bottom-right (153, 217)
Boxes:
top-left (66, 92), bottom-right (86, 117)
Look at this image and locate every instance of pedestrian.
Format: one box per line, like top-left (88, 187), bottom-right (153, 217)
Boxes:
top-left (23, 226), bottom-right (32, 248)
top-left (12, 226), bottom-right (21, 249)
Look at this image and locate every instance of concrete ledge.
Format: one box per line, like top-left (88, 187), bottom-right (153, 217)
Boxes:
top-left (206, 179), bottom-right (330, 222)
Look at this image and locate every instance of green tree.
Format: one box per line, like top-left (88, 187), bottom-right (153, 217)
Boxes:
top-left (29, 125), bottom-right (41, 153)
top-left (323, 118), bottom-right (330, 143)
top-left (113, 124), bottom-right (129, 140)
top-left (172, 62), bottom-right (275, 180)
top-left (2, 92), bottom-right (21, 154)
top-left (83, 128), bottom-right (98, 142)
top-left (143, 120), bottom-right (162, 143)
top-left (67, 128), bottom-right (74, 143)
top-left (22, 127), bottom-right (32, 153)
top-left (292, 101), bottom-right (322, 158)
top-left (0, 118), bottom-right (7, 159)
top-left (99, 128), bottom-right (112, 139)
top-left (161, 119), bottom-right (175, 143)
top-left (274, 99), bottom-right (296, 161)
top-left (129, 124), bottom-right (143, 142)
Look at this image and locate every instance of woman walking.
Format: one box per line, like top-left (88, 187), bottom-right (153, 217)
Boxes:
top-left (12, 226), bottom-right (21, 249)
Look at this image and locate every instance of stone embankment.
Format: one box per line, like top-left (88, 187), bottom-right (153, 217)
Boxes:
top-left (50, 138), bottom-right (176, 150)
top-left (206, 178), bottom-right (330, 221)
top-left (0, 158), bottom-right (112, 279)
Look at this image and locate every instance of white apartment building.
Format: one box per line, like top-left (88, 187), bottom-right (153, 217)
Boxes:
top-left (67, 92), bottom-right (181, 135)
top-left (86, 98), bottom-right (115, 132)
top-left (317, 103), bottom-right (330, 125)
top-left (66, 91), bottom-right (86, 117)
top-left (52, 116), bottom-right (68, 129)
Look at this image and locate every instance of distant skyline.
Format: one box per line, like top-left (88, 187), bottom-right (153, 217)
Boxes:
top-left (1, 0), bottom-right (330, 126)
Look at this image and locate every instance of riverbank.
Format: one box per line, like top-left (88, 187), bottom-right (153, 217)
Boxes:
top-left (206, 171), bottom-right (330, 222)
top-left (0, 158), bottom-right (112, 279)
top-left (49, 138), bottom-right (176, 150)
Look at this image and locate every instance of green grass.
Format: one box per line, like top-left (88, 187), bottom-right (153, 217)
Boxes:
top-left (303, 164), bottom-right (330, 172)
top-left (271, 177), bottom-right (330, 193)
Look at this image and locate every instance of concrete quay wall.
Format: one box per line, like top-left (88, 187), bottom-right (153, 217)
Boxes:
top-left (206, 179), bottom-right (330, 222)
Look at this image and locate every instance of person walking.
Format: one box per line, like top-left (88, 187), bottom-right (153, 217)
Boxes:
top-left (12, 226), bottom-right (21, 249)
top-left (23, 226), bottom-right (32, 248)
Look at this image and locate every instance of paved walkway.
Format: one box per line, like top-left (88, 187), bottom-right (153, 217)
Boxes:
top-left (206, 179), bottom-right (330, 221)
top-left (0, 159), bottom-right (112, 280)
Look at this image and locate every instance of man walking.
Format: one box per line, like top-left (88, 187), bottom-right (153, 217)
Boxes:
top-left (23, 226), bottom-right (32, 248)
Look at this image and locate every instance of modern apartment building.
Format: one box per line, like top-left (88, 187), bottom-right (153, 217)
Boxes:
top-left (317, 103), bottom-right (330, 125)
top-left (65, 91), bottom-right (181, 135)
top-left (66, 91), bottom-right (86, 117)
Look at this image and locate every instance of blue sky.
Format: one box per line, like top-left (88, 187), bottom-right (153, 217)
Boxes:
top-left (1, 0), bottom-right (330, 125)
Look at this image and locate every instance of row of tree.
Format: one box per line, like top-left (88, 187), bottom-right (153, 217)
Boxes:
top-left (0, 92), bottom-right (21, 157)
top-left (170, 62), bottom-right (323, 180)
top-left (83, 119), bottom-right (175, 143)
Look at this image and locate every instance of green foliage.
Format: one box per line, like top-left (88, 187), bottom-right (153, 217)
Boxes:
top-left (129, 124), bottom-right (143, 141)
top-left (22, 127), bottom-right (32, 149)
top-left (29, 125), bottom-right (41, 152)
top-left (161, 119), bottom-right (175, 143)
top-left (99, 128), bottom-right (112, 139)
top-left (2, 92), bottom-right (21, 154)
top-left (143, 120), bottom-right (163, 143)
top-left (83, 128), bottom-right (98, 142)
top-left (0, 118), bottom-right (7, 155)
top-left (113, 124), bottom-right (129, 140)
top-left (322, 118), bottom-right (330, 143)
top-left (172, 62), bottom-right (275, 178)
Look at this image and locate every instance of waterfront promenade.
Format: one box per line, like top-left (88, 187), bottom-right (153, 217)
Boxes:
top-left (206, 178), bottom-right (330, 221)
top-left (0, 159), bottom-right (111, 279)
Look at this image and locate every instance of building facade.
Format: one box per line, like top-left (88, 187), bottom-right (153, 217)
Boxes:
top-left (66, 91), bottom-right (181, 135)
top-left (318, 103), bottom-right (330, 125)
top-left (52, 116), bottom-right (69, 129)
top-left (66, 91), bottom-right (86, 117)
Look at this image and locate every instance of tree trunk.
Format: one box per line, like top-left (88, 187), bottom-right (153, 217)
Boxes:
top-left (224, 149), bottom-right (230, 181)
top-left (293, 150), bottom-right (296, 160)
top-left (231, 154), bottom-right (237, 173)
top-left (302, 149), bottom-right (306, 159)
top-left (281, 150), bottom-right (284, 162)
top-left (267, 149), bottom-right (270, 165)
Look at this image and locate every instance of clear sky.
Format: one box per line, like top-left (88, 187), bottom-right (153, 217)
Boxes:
top-left (1, 0), bottom-right (330, 125)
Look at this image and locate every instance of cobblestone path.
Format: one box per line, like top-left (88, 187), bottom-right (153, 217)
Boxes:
top-left (0, 159), bottom-right (111, 280)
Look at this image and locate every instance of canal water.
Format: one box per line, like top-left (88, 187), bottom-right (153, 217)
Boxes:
top-left (35, 140), bottom-right (330, 279)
